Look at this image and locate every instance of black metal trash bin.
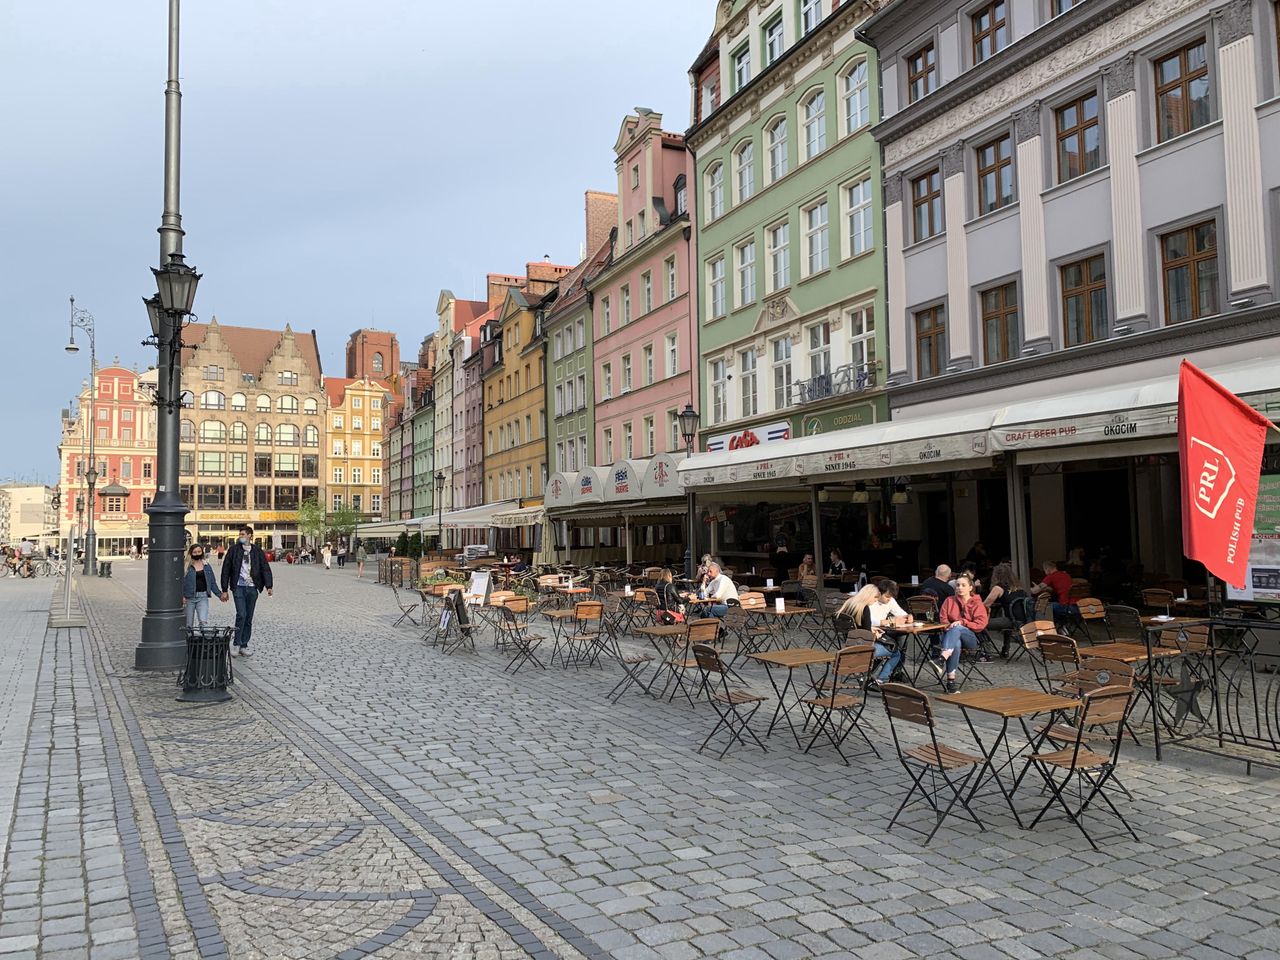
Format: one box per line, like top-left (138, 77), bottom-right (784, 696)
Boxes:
top-left (176, 626), bottom-right (235, 703)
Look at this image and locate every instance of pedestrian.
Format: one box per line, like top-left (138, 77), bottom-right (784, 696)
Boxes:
top-left (337, 542), bottom-right (347, 567)
top-left (322, 543), bottom-right (332, 570)
top-left (219, 524), bottom-right (273, 657)
top-left (182, 544), bottom-right (224, 632)
top-left (356, 541), bottom-right (367, 578)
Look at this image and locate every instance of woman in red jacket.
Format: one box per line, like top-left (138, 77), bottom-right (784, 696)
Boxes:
top-left (937, 574), bottom-right (989, 692)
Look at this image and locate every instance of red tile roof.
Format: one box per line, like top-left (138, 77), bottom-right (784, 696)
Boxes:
top-left (323, 376), bottom-right (391, 409)
top-left (183, 320), bottom-right (323, 381)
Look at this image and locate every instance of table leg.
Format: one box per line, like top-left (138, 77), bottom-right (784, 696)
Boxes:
top-left (1145, 628), bottom-right (1162, 761)
top-left (760, 664), bottom-right (797, 741)
top-left (958, 713), bottom-right (1024, 829)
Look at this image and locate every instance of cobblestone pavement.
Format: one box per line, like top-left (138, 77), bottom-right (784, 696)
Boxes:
top-left (4, 563), bottom-right (1280, 960)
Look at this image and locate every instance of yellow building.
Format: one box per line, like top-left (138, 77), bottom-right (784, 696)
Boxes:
top-left (324, 376), bottom-right (390, 524)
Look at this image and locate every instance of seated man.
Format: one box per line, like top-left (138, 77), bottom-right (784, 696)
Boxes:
top-left (1030, 559), bottom-right (1075, 624)
top-left (918, 564), bottom-right (955, 602)
top-left (697, 562), bottom-right (739, 618)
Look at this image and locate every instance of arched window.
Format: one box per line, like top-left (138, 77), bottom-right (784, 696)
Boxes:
top-left (734, 140), bottom-right (755, 202)
top-left (674, 174), bottom-right (688, 215)
top-left (255, 423), bottom-right (272, 444)
top-left (179, 390), bottom-right (195, 409)
top-left (199, 420), bottom-right (226, 443)
top-left (230, 421), bottom-right (248, 443)
top-left (767, 116), bottom-right (789, 183)
top-left (303, 397), bottom-right (318, 415)
top-left (303, 424), bottom-right (319, 447)
top-left (200, 390), bottom-right (225, 410)
top-left (802, 88), bottom-right (827, 160)
top-left (842, 59), bottom-right (869, 134)
top-left (705, 162), bottom-right (724, 220)
top-left (256, 395), bottom-right (271, 412)
top-left (372, 352), bottom-right (384, 373)
top-left (278, 395), bottom-right (299, 414)
top-left (275, 423), bottom-right (299, 446)
top-left (180, 419), bottom-right (195, 443)
top-left (230, 392), bottom-right (247, 412)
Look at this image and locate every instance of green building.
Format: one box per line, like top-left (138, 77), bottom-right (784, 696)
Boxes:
top-left (687, 0), bottom-right (887, 449)
top-left (410, 399), bottom-right (434, 518)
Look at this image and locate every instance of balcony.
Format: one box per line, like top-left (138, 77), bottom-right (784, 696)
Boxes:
top-left (792, 363), bottom-right (877, 407)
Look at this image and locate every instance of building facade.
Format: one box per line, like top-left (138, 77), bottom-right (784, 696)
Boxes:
top-left (462, 347), bottom-right (486, 509)
top-left (386, 406), bottom-right (412, 520)
top-left (688, 0), bottom-right (888, 453)
top-left (5, 482), bottom-right (60, 552)
top-left (433, 291), bottom-right (487, 519)
top-left (324, 376), bottom-right (390, 524)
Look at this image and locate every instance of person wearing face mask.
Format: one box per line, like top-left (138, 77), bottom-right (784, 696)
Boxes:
top-left (219, 525), bottom-right (274, 656)
top-left (182, 544), bottom-right (225, 631)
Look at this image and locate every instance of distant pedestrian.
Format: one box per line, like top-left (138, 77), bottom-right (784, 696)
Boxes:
top-left (337, 542), bottom-right (347, 567)
top-left (182, 544), bottom-right (225, 632)
top-left (356, 542), bottom-right (367, 578)
top-left (322, 543), bottom-right (332, 570)
top-left (219, 524), bottom-right (273, 657)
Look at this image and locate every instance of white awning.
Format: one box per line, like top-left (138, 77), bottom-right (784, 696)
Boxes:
top-left (492, 505), bottom-right (545, 528)
top-left (545, 472), bottom-right (577, 509)
top-left (355, 518), bottom-right (418, 537)
top-left (603, 459), bottom-right (647, 502)
top-left (439, 500), bottom-right (518, 530)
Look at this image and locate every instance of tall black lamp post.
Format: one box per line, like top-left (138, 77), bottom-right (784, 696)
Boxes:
top-left (678, 403), bottom-right (701, 582)
top-left (65, 299), bottom-right (98, 575)
top-left (434, 471), bottom-right (446, 553)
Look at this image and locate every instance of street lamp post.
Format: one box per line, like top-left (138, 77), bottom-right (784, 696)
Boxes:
top-left (137, 0), bottom-right (202, 671)
top-left (434, 471), bottom-right (445, 554)
top-left (678, 403), bottom-right (701, 583)
top-left (65, 299), bottom-right (98, 576)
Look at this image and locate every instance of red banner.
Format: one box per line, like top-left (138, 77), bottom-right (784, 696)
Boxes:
top-left (1178, 361), bottom-right (1273, 587)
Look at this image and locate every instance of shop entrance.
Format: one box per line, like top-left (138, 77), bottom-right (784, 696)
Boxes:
top-left (1064, 467), bottom-right (1131, 562)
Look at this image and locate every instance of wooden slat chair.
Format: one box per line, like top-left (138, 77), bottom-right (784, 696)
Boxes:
top-left (800, 644), bottom-right (881, 765)
top-left (667, 618), bottom-right (724, 703)
top-left (562, 601), bottom-right (607, 667)
top-left (1021, 686), bottom-right (1140, 850)
top-left (1034, 634), bottom-right (1088, 696)
top-left (1071, 597), bottom-right (1109, 644)
top-left (435, 589), bottom-right (476, 655)
top-left (803, 610), bottom-right (852, 651)
top-left (1068, 578), bottom-right (1092, 602)
top-left (1102, 605), bottom-right (1143, 644)
top-left (1036, 656), bottom-right (1142, 774)
top-left (723, 597), bottom-right (773, 658)
top-left (880, 684), bottom-right (984, 843)
top-left (498, 604), bottom-right (545, 673)
top-left (1141, 588), bottom-right (1176, 616)
top-left (1033, 591), bottom-right (1053, 621)
top-left (390, 582), bottom-right (421, 627)
top-left (604, 633), bottom-right (655, 703)
top-left (691, 642), bottom-right (768, 759)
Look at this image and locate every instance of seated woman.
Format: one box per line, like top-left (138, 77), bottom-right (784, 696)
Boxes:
top-left (982, 561), bottom-right (1022, 658)
top-left (653, 568), bottom-right (684, 623)
top-left (827, 548), bottom-right (847, 575)
top-left (938, 574), bottom-right (990, 692)
top-left (836, 581), bottom-right (908, 684)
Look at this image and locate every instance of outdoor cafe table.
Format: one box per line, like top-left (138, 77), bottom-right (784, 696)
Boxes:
top-left (935, 686), bottom-right (1081, 828)
top-left (555, 585), bottom-right (592, 607)
top-left (541, 608), bottom-right (577, 646)
top-left (880, 622), bottom-right (947, 685)
top-left (745, 647), bottom-right (836, 748)
top-left (1107, 622), bottom-right (1209, 761)
top-left (635, 624), bottom-right (700, 702)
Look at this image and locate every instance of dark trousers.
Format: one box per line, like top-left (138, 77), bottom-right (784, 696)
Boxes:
top-left (232, 585), bottom-right (259, 649)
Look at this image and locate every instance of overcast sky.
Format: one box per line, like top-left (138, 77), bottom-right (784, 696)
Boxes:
top-left (0, 0), bottom-right (706, 483)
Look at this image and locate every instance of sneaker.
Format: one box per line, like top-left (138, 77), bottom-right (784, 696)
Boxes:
top-left (943, 677), bottom-right (959, 694)
top-left (978, 652), bottom-right (993, 663)
top-left (240, 648), bottom-right (252, 657)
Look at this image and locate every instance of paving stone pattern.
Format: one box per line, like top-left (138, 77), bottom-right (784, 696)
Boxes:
top-left (4, 563), bottom-right (1280, 959)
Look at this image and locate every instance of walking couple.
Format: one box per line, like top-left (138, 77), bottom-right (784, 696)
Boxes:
top-left (181, 524), bottom-right (273, 656)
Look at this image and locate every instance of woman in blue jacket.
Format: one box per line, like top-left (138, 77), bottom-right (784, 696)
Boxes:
top-left (182, 544), bottom-right (224, 631)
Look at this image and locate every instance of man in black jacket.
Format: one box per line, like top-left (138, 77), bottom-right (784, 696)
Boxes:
top-left (220, 524), bottom-right (273, 656)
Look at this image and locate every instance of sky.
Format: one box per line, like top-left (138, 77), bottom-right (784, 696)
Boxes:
top-left (0, 0), bottom-right (707, 484)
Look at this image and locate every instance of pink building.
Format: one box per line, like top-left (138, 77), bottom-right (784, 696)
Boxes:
top-left (591, 110), bottom-right (696, 466)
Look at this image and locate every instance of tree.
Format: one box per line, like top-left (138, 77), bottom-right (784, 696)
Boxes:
top-left (298, 497), bottom-right (326, 549)
top-left (407, 532), bottom-right (422, 560)
top-left (329, 502), bottom-right (360, 548)
top-left (394, 531), bottom-right (409, 557)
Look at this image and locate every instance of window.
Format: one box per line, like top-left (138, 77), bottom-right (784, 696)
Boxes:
top-left (352, 416), bottom-right (363, 431)
top-left (303, 424), bottom-right (318, 446)
top-left (1155, 41), bottom-right (1210, 143)
top-left (555, 384), bottom-right (564, 417)
top-left (143, 461), bottom-right (153, 480)
top-left (371, 494), bottom-right (382, 514)
top-left (848, 305), bottom-right (876, 370)
top-left (808, 322), bottom-right (832, 379)
top-left (669, 410), bottom-right (681, 452)
top-left (772, 338), bottom-right (793, 409)
top-left (971, 2), bottom-right (1008, 64)
top-left (637, 209), bottom-right (647, 238)
top-left (641, 271), bottom-right (652, 313)
top-left (602, 296), bottom-right (611, 334)
top-left (1161, 221), bottom-right (1218, 323)
top-left (675, 175), bottom-right (688, 215)
top-left (332, 438), bottom-right (344, 456)
top-left (575, 317), bottom-right (586, 349)
top-left (199, 420), bottom-right (226, 443)
top-left (275, 423), bottom-right (299, 446)
top-left (737, 238), bottom-right (757, 306)
top-left (804, 200), bottom-right (829, 275)
top-left (631, 164), bottom-right (640, 189)
top-left (706, 163), bottom-right (724, 219)
top-left (254, 453), bottom-right (272, 477)
top-left (227, 485), bottom-right (246, 509)
top-left (230, 392), bottom-right (247, 411)
top-left (801, 0), bottom-right (821, 35)
top-left (371, 417), bottom-right (380, 431)
top-left (1052, 0), bottom-right (1081, 13)
top-left (274, 453), bottom-right (299, 477)
top-left (352, 397), bottom-right (362, 409)
top-left (768, 221), bottom-right (791, 291)
top-left (976, 134), bottom-right (1014, 215)
top-left (733, 141), bottom-right (756, 205)
top-left (278, 370), bottom-right (299, 386)
top-left (767, 117), bottom-right (789, 182)
top-left (666, 334), bottom-right (678, 377)
top-left (1061, 254), bottom-right (1108, 346)
top-left (622, 355), bottom-right (633, 392)
top-left (734, 45), bottom-right (751, 90)
top-left (577, 374), bottom-right (586, 408)
top-left (842, 60), bottom-right (870, 133)
top-left (740, 348), bottom-right (758, 418)
top-left (333, 414), bottom-right (344, 429)
top-left (644, 415), bottom-right (655, 456)
top-left (200, 390), bottom-right (224, 410)
top-left (915, 307), bottom-right (946, 379)
top-left (180, 419), bottom-right (195, 443)
top-left (765, 15), bottom-right (785, 65)
top-left (602, 363), bottom-right (613, 399)
top-left (351, 467), bottom-right (363, 484)
top-left (304, 397), bottom-right (318, 415)
top-left (180, 451), bottom-right (194, 475)
top-left (603, 428), bottom-right (614, 463)
top-left (621, 285), bottom-right (631, 324)
top-left (665, 257), bottom-right (677, 302)
top-left (907, 43), bottom-right (937, 103)
top-left (333, 494), bottom-right (343, 511)
top-left (278, 395), bottom-right (298, 414)
top-left (623, 422), bottom-right (634, 458)
top-left (256, 423), bottom-right (273, 444)
top-left (708, 257), bottom-right (726, 318)
top-left (710, 359), bottom-right (728, 424)
top-left (981, 282), bottom-right (1020, 364)
top-left (352, 439), bottom-right (363, 456)
top-left (198, 451), bottom-right (225, 476)
top-left (121, 408), bottom-right (133, 422)
top-left (845, 177), bottom-right (873, 257)
top-left (911, 168), bottom-right (942, 242)
top-left (198, 485), bottom-right (225, 510)
top-left (643, 344), bottom-right (654, 385)
top-left (202, 364), bottom-right (224, 381)
top-left (302, 455), bottom-right (318, 479)
top-left (332, 467), bottom-right (344, 484)
top-left (1055, 92), bottom-right (1100, 182)
top-left (229, 452), bottom-right (247, 477)
top-left (803, 89), bottom-right (827, 160)
top-left (256, 395), bottom-right (271, 412)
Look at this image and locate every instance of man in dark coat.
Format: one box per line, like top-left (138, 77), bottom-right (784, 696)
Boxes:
top-left (220, 524), bottom-right (273, 656)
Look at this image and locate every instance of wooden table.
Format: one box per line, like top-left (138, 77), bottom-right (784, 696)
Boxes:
top-left (746, 647), bottom-right (836, 747)
top-left (1119, 622), bottom-right (1211, 760)
top-left (882, 622), bottom-right (946, 685)
top-left (936, 686), bottom-right (1080, 826)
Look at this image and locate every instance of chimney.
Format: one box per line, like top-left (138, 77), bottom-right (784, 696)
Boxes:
top-left (584, 190), bottom-right (619, 257)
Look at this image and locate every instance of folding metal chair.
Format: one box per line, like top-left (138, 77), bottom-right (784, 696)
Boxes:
top-left (390, 582), bottom-right (420, 627)
top-left (1022, 686), bottom-right (1139, 849)
top-left (605, 635), bottom-right (655, 702)
top-left (1102, 605), bottom-right (1143, 643)
top-left (562, 600), bottom-right (607, 667)
top-left (497, 604), bottom-right (544, 673)
top-left (691, 643), bottom-right (768, 759)
top-left (1034, 634), bottom-right (1087, 695)
top-left (800, 644), bottom-right (881, 765)
top-left (880, 683), bottom-right (983, 843)
top-left (1073, 598), bottom-right (1110, 644)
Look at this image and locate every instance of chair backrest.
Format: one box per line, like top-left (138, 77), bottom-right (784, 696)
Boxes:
top-left (574, 600), bottom-right (603, 625)
top-left (787, 567), bottom-right (800, 580)
top-left (845, 627), bottom-right (876, 646)
top-left (738, 591), bottom-right (764, 605)
top-left (1077, 685), bottom-right (1136, 734)
top-left (505, 595), bottom-right (530, 614)
top-left (1038, 634), bottom-right (1081, 668)
top-left (490, 590), bottom-right (516, 603)
top-left (1076, 597), bottom-right (1106, 620)
top-left (1103, 604), bottom-right (1143, 642)
top-left (1161, 623), bottom-right (1210, 652)
top-left (1019, 619), bottom-right (1056, 650)
top-left (1142, 588), bottom-right (1174, 608)
top-left (881, 682), bottom-right (934, 728)
top-left (1068, 578), bottom-right (1091, 601)
top-left (1034, 592), bottom-right (1052, 617)
top-left (633, 587), bottom-right (657, 605)
top-left (832, 643), bottom-right (875, 682)
top-left (691, 641), bottom-right (727, 676)
top-left (687, 617), bottom-right (721, 645)
top-left (907, 595), bottom-right (938, 618)
top-left (1074, 655), bottom-right (1134, 691)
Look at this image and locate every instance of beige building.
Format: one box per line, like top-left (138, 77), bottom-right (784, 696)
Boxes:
top-left (179, 320), bottom-right (325, 552)
top-left (0, 482), bottom-right (57, 550)
top-left (323, 376), bottom-right (390, 522)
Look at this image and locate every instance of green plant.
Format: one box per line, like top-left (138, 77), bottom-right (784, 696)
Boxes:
top-left (395, 531), bottom-right (409, 556)
top-left (328, 502), bottom-right (359, 542)
top-left (298, 497), bottom-right (326, 548)
top-left (407, 532), bottom-right (422, 560)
